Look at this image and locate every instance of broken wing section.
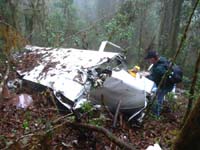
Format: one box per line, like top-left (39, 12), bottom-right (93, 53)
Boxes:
top-left (16, 45), bottom-right (120, 109)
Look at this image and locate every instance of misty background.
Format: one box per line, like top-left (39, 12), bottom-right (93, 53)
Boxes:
top-left (0, 0), bottom-right (200, 79)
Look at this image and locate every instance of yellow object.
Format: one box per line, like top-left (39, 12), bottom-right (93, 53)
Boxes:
top-left (128, 70), bottom-right (137, 77)
top-left (134, 65), bottom-right (140, 71)
top-left (128, 65), bottom-right (140, 78)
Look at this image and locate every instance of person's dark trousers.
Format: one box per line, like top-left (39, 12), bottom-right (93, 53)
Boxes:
top-left (153, 88), bottom-right (173, 116)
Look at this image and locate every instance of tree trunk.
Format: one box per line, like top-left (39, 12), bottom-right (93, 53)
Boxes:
top-left (158, 0), bottom-right (172, 54)
top-left (158, 0), bottom-right (183, 56)
top-left (168, 0), bottom-right (183, 56)
top-left (7, 0), bottom-right (20, 30)
top-left (173, 96), bottom-right (200, 150)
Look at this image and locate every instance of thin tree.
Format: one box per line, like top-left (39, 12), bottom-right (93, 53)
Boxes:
top-left (145, 0), bottom-right (199, 117)
top-left (173, 95), bottom-right (200, 150)
top-left (182, 51), bottom-right (200, 126)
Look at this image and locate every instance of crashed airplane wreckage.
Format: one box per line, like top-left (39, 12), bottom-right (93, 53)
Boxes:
top-left (15, 41), bottom-right (154, 122)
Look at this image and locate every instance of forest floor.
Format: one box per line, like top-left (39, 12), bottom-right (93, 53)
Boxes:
top-left (0, 67), bottom-right (187, 150)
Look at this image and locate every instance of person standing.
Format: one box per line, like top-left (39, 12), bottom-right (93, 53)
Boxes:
top-left (144, 50), bottom-right (174, 116)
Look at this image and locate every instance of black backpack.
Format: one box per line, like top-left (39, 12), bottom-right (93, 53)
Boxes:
top-left (167, 64), bottom-right (183, 84)
top-left (159, 58), bottom-right (183, 84)
top-left (161, 58), bottom-right (183, 85)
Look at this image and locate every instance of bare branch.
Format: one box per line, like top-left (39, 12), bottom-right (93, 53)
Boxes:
top-left (0, 63), bottom-right (10, 101)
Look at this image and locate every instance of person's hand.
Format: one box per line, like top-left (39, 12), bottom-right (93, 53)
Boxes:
top-left (140, 71), bottom-right (150, 77)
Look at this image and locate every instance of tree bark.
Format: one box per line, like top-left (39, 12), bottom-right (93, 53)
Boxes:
top-left (173, 96), bottom-right (200, 150)
top-left (158, 0), bottom-right (183, 56)
top-left (158, 0), bottom-right (172, 53)
top-left (168, 0), bottom-right (183, 56)
top-left (0, 63), bottom-right (9, 101)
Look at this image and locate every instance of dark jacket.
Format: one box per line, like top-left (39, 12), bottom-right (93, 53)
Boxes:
top-left (147, 57), bottom-right (174, 90)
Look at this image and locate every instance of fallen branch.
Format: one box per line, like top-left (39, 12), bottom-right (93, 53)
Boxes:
top-left (52, 112), bottom-right (73, 124)
top-left (101, 94), bottom-right (114, 119)
top-left (61, 121), bottom-right (136, 150)
top-left (113, 99), bottom-right (122, 128)
top-left (6, 120), bottom-right (136, 150)
top-left (46, 88), bottom-right (59, 113)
